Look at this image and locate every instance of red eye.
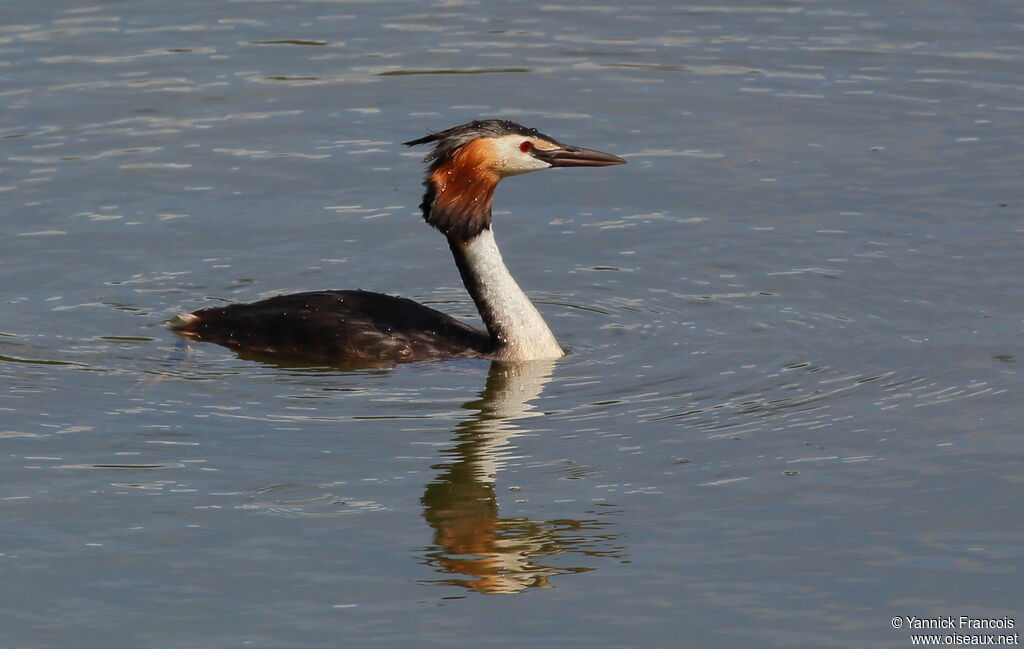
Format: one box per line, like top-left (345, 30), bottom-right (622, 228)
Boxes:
top-left (519, 140), bottom-right (534, 153)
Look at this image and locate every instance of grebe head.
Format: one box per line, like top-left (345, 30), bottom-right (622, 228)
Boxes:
top-left (405, 119), bottom-right (625, 241)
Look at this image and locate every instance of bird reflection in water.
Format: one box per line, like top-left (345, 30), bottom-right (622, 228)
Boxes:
top-left (420, 359), bottom-right (624, 594)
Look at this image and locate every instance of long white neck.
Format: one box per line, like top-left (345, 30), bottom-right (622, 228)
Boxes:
top-left (449, 228), bottom-right (564, 361)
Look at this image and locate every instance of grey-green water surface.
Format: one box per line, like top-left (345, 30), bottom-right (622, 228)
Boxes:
top-left (2, 1), bottom-right (1022, 647)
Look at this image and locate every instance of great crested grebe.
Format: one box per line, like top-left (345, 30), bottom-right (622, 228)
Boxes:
top-left (171, 119), bottom-right (625, 364)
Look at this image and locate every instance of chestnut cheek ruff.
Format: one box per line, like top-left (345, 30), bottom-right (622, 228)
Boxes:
top-left (419, 139), bottom-right (499, 242)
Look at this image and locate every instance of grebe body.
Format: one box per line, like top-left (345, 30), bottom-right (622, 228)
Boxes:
top-left (172, 120), bottom-right (625, 365)
top-left (174, 290), bottom-right (491, 364)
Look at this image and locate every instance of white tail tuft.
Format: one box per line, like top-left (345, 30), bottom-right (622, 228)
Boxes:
top-left (168, 312), bottom-right (200, 329)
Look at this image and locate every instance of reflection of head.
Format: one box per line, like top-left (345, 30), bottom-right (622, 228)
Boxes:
top-left (429, 521), bottom-right (561, 595)
top-left (420, 360), bottom-right (622, 594)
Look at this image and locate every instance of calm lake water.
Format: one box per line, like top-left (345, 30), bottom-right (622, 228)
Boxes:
top-left (2, 1), bottom-right (1022, 647)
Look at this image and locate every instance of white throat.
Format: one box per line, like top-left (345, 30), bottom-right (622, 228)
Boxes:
top-left (453, 228), bottom-right (564, 361)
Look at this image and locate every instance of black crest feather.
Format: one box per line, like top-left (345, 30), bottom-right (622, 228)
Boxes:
top-left (404, 119), bottom-right (559, 170)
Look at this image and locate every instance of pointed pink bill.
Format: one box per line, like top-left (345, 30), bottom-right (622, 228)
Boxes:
top-left (536, 145), bottom-right (626, 168)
